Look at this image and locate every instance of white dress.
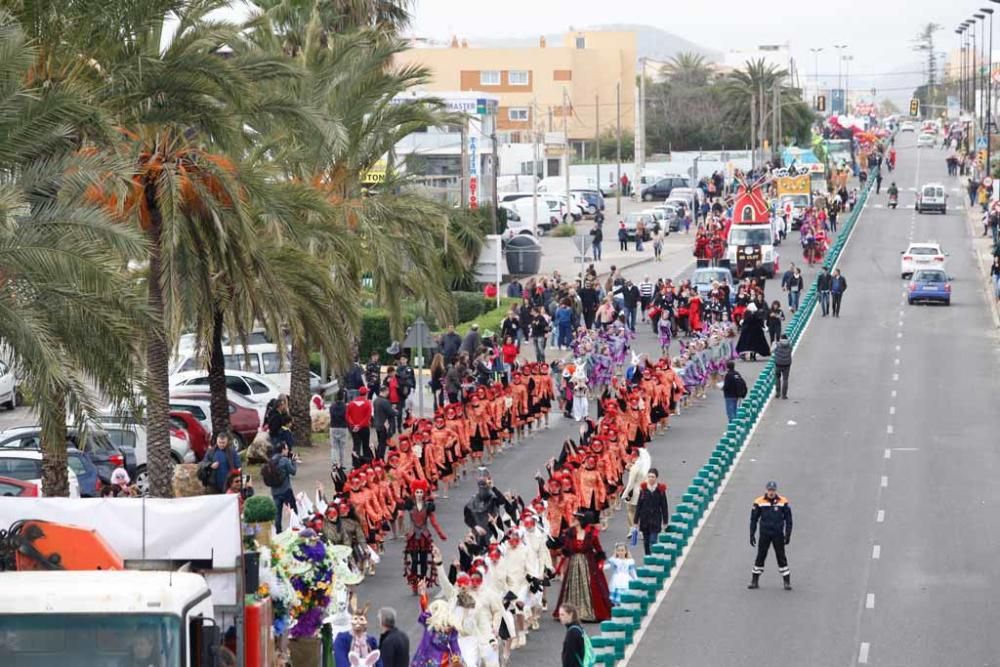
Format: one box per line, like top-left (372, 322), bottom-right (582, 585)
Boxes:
top-left (605, 557), bottom-right (637, 604)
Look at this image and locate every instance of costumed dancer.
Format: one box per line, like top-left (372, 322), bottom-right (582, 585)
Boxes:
top-left (411, 585), bottom-right (463, 667)
top-left (333, 598), bottom-right (381, 667)
top-left (604, 542), bottom-right (638, 605)
top-left (552, 509), bottom-right (612, 623)
top-left (403, 480), bottom-right (447, 594)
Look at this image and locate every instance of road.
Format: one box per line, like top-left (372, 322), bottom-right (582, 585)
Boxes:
top-left (627, 135), bottom-right (1000, 667)
top-left (307, 185), bottom-right (849, 662)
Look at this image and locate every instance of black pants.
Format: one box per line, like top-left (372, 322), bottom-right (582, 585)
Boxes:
top-left (620, 239), bottom-right (628, 251)
top-left (832, 293), bottom-right (843, 317)
top-left (351, 428), bottom-right (372, 467)
top-left (752, 533), bottom-right (789, 577)
top-left (642, 528), bottom-right (660, 556)
top-left (272, 489), bottom-right (297, 533)
top-left (375, 426), bottom-right (389, 460)
top-left (583, 308), bottom-right (596, 330)
top-left (775, 365), bottom-right (790, 398)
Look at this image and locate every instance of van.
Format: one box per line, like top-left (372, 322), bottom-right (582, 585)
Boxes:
top-left (169, 342), bottom-right (296, 392)
top-left (725, 223), bottom-right (778, 278)
top-left (915, 183), bottom-right (947, 214)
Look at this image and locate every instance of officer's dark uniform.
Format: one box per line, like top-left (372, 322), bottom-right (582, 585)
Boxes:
top-left (748, 486), bottom-right (793, 590)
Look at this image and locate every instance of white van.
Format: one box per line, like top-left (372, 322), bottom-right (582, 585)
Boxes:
top-left (725, 223), bottom-right (778, 278)
top-left (169, 342), bottom-right (295, 392)
top-left (537, 175), bottom-right (598, 193)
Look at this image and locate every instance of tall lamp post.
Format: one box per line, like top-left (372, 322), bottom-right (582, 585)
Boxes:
top-left (977, 13), bottom-right (987, 133)
top-left (958, 25), bottom-right (967, 112)
top-left (968, 20), bottom-right (978, 142)
top-left (809, 47), bottom-right (823, 103)
top-left (834, 43), bottom-right (848, 112)
top-left (984, 6), bottom-right (995, 170)
top-left (843, 55), bottom-right (854, 112)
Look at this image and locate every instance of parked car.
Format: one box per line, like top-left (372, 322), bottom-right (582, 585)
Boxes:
top-left (0, 450), bottom-right (79, 497)
top-left (900, 121), bottom-right (916, 132)
top-left (0, 474), bottom-right (39, 497)
top-left (170, 410), bottom-right (211, 461)
top-left (169, 391), bottom-right (262, 449)
top-left (169, 369), bottom-right (282, 407)
top-left (66, 447), bottom-right (101, 497)
top-left (621, 211), bottom-right (656, 241)
top-left (908, 268), bottom-right (952, 305)
top-left (0, 425), bottom-right (136, 484)
top-left (0, 359), bottom-right (17, 410)
top-left (93, 419), bottom-right (195, 496)
top-left (571, 188), bottom-right (605, 214)
top-left (170, 339), bottom-right (329, 394)
top-left (641, 175), bottom-right (691, 202)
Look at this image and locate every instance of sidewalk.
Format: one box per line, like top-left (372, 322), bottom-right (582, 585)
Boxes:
top-left (965, 207), bottom-right (1000, 328)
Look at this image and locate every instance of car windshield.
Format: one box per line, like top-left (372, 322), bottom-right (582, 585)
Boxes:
top-left (0, 457), bottom-right (40, 480)
top-left (0, 613), bottom-right (181, 666)
top-left (729, 227), bottom-right (773, 246)
top-left (693, 270), bottom-right (730, 285)
top-left (909, 247), bottom-right (939, 255)
top-left (223, 353), bottom-right (261, 374)
top-left (915, 271), bottom-right (947, 282)
top-left (782, 195), bottom-right (809, 207)
top-left (625, 214), bottom-right (651, 225)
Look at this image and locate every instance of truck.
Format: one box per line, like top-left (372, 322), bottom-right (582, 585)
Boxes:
top-left (0, 495), bottom-right (267, 667)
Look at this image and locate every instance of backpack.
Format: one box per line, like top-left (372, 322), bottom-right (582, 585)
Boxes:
top-left (197, 446), bottom-right (217, 486)
top-left (734, 373), bottom-right (748, 399)
top-left (261, 458), bottom-right (287, 488)
top-left (570, 625), bottom-right (596, 667)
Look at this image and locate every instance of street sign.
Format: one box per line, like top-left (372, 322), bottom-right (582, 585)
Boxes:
top-left (402, 318), bottom-right (433, 350)
top-left (984, 177), bottom-right (994, 188)
top-left (978, 136), bottom-right (988, 149)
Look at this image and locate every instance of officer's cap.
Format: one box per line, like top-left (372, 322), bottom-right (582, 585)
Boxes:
top-left (765, 481), bottom-right (778, 491)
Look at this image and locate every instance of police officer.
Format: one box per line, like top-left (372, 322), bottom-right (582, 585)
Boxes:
top-left (748, 480), bottom-right (793, 590)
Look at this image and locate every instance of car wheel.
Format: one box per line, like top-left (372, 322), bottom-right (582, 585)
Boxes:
top-left (942, 208), bottom-right (946, 215)
top-left (944, 299), bottom-right (951, 306)
top-left (135, 465), bottom-right (150, 497)
top-left (643, 193), bottom-right (653, 202)
top-left (233, 433), bottom-right (247, 451)
top-left (3, 390), bottom-right (15, 410)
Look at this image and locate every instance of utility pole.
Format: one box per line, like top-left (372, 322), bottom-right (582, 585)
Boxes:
top-left (460, 118), bottom-right (469, 208)
top-left (844, 55), bottom-right (853, 113)
top-left (595, 94), bottom-right (600, 193)
top-left (758, 81), bottom-right (765, 166)
top-left (986, 6), bottom-right (994, 170)
top-left (750, 90), bottom-right (757, 170)
top-left (772, 84), bottom-right (779, 161)
top-left (637, 57), bottom-right (647, 191)
top-left (616, 81), bottom-right (622, 215)
top-left (834, 44), bottom-right (847, 112)
top-left (532, 97), bottom-right (539, 233)
top-left (563, 87), bottom-right (571, 221)
top-left (491, 128), bottom-right (499, 233)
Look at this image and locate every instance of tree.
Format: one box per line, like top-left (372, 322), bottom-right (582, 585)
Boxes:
top-left (913, 23), bottom-right (942, 110)
top-left (721, 59), bottom-right (813, 156)
top-left (660, 52), bottom-right (714, 88)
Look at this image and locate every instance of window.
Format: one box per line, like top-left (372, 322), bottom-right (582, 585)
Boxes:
top-left (575, 36), bottom-right (586, 49)
top-left (105, 430), bottom-right (136, 450)
top-left (247, 379), bottom-right (270, 393)
top-left (480, 70), bottom-right (500, 85)
top-left (508, 107), bottom-right (529, 122)
top-left (729, 227), bottom-right (773, 246)
top-left (262, 352), bottom-right (289, 374)
top-left (223, 354), bottom-right (261, 374)
top-left (0, 458), bottom-right (40, 480)
top-left (171, 404), bottom-right (207, 421)
top-left (67, 454), bottom-right (88, 477)
top-left (225, 376), bottom-right (251, 395)
top-left (508, 70), bottom-right (529, 85)
top-left (909, 247), bottom-right (939, 255)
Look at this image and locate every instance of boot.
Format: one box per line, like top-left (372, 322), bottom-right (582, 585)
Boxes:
top-left (747, 573), bottom-right (760, 589)
top-left (783, 574), bottom-right (792, 591)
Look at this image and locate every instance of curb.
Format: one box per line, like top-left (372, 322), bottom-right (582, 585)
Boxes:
top-left (589, 175), bottom-right (878, 666)
top-left (964, 208), bottom-right (1000, 329)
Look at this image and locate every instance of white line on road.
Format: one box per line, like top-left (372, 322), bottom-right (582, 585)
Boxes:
top-left (894, 358), bottom-right (900, 365)
top-left (866, 593), bottom-right (876, 609)
top-left (881, 475), bottom-right (889, 488)
top-left (892, 373), bottom-right (899, 381)
top-left (889, 406), bottom-right (896, 415)
top-left (891, 390), bottom-right (897, 398)
top-left (897, 332), bottom-right (903, 338)
top-left (859, 642), bottom-right (871, 664)
top-left (895, 345), bottom-right (901, 351)
top-left (887, 425), bottom-right (894, 434)
top-left (873, 544), bottom-right (881, 559)
top-left (877, 510), bottom-right (885, 522)
top-left (884, 448), bottom-right (891, 459)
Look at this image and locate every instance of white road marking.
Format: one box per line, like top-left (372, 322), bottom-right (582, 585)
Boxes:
top-left (881, 475), bottom-right (889, 488)
top-left (894, 358), bottom-right (900, 365)
top-left (892, 373), bottom-right (899, 381)
top-left (897, 332), bottom-right (903, 338)
top-left (877, 510), bottom-right (885, 522)
top-left (887, 425), bottom-right (894, 435)
top-left (891, 390), bottom-right (897, 398)
top-left (892, 447), bottom-right (919, 452)
top-left (884, 448), bottom-right (891, 459)
top-left (872, 544), bottom-right (881, 559)
top-left (895, 345), bottom-right (901, 351)
top-left (899, 310), bottom-right (904, 317)
top-left (889, 406), bottom-right (896, 415)
top-left (859, 642), bottom-right (871, 664)
top-left (866, 593), bottom-right (876, 609)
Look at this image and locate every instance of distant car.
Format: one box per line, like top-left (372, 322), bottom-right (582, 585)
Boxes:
top-left (778, 194), bottom-right (811, 230)
top-left (170, 410), bottom-right (211, 461)
top-left (641, 175), bottom-right (691, 202)
top-left (900, 121), bottom-right (916, 133)
top-left (169, 391), bottom-right (262, 449)
top-left (0, 359), bottom-right (17, 410)
top-left (653, 203), bottom-right (683, 232)
top-left (900, 242), bottom-right (947, 278)
top-left (908, 268), bottom-right (951, 305)
top-left (66, 447), bottom-right (101, 497)
top-left (642, 208), bottom-right (671, 235)
top-left (169, 369), bottom-right (282, 407)
top-left (691, 267), bottom-right (737, 304)
top-left (571, 188), bottom-right (605, 214)
top-left (621, 212), bottom-right (656, 241)
top-left (916, 133), bottom-right (936, 148)
top-left (93, 420), bottom-right (194, 496)
top-left (915, 183), bottom-right (947, 214)
top-left (0, 450), bottom-right (79, 497)
top-left (0, 474), bottom-right (38, 497)
top-left (0, 425), bottom-right (135, 484)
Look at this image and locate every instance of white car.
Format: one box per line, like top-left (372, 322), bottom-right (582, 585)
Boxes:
top-left (92, 419), bottom-right (195, 496)
top-left (0, 450), bottom-right (79, 497)
top-left (900, 242), bottom-right (947, 278)
top-left (0, 359), bottom-right (16, 410)
top-left (916, 133), bottom-right (936, 148)
top-left (900, 121), bottom-right (916, 133)
top-left (169, 369), bottom-right (282, 406)
top-left (915, 182), bottom-right (947, 214)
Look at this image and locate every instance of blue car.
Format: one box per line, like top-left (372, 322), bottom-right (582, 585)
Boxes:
top-left (66, 447), bottom-right (100, 496)
top-left (908, 269), bottom-right (951, 305)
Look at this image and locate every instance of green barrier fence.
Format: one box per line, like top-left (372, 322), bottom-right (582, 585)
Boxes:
top-left (589, 170), bottom-right (878, 666)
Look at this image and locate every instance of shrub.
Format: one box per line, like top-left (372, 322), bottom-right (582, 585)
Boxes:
top-left (453, 291), bottom-right (487, 323)
top-left (550, 223), bottom-right (577, 237)
top-left (243, 495), bottom-right (277, 523)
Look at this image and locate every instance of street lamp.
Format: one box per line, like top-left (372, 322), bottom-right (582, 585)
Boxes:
top-left (809, 47), bottom-right (823, 103)
top-left (967, 20), bottom-right (978, 123)
top-left (984, 6), bottom-right (995, 170)
top-left (977, 13), bottom-right (987, 132)
top-left (834, 44), bottom-right (848, 111)
top-left (843, 55), bottom-right (854, 113)
top-left (957, 26), bottom-right (967, 112)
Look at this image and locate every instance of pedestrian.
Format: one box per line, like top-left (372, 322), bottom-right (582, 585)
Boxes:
top-left (328, 389), bottom-right (350, 470)
top-left (618, 221), bottom-right (628, 251)
top-left (622, 280), bottom-right (640, 332)
top-left (371, 384), bottom-right (397, 461)
top-left (555, 299), bottom-right (574, 350)
top-left (605, 543), bottom-right (638, 605)
top-left (344, 358), bottom-right (364, 401)
top-left (429, 353), bottom-right (446, 409)
top-left (461, 323), bottom-right (482, 358)
top-left (991, 256), bottom-right (1000, 301)
top-left (638, 275), bottom-right (655, 321)
top-left (440, 324), bottom-right (462, 364)
top-left (263, 441), bottom-right (298, 533)
top-left (779, 263), bottom-right (795, 310)
top-left (395, 355), bottom-right (415, 419)
top-left (266, 394), bottom-right (294, 453)
top-left (875, 169), bottom-right (883, 194)
top-left (206, 431), bottom-right (240, 494)
top-left (635, 468), bottom-right (669, 556)
top-left (773, 333), bottom-right (792, 400)
top-left (766, 300), bottom-right (784, 345)
top-left (580, 280), bottom-right (599, 330)
top-left (787, 267), bottom-right (803, 312)
top-left (830, 268), bottom-right (847, 317)
top-left (817, 266), bottom-right (832, 316)
top-left (346, 386), bottom-right (374, 467)
top-left (383, 365), bottom-right (401, 430)
top-left (652, 226), bottom-right (664, 260)
top-left (378, 607), bottom-right (410, 667)
top-left (968, 178), bottom-right (979, 208)
top-left (559, 604), bottom-right (588, 667)
top-left (589, 222), bottom-right (603, 261)
top-left (722, 360), bottom-right (748, 422)
top-left (748, 480), bottom-right (793, 590)
top-left (364, 350), bottom-right (381, 396)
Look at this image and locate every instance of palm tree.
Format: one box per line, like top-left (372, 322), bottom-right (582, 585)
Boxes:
top-left (0, 14), bottom-right (150, 495)
top-left (661, 52), bottom-right (714, 87)
top-left (722, 59), bottom-right (811, 158)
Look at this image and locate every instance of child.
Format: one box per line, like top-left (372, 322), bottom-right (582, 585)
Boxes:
top-left (605, 542), bottom-right (638, 605)
top-left (767, 300), bottom-right (784, 345)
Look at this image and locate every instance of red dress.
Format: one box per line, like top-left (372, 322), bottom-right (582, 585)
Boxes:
top-left (553, 527), bottom-right (612, 623)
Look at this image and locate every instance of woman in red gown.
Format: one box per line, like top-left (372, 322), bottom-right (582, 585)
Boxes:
top-left (553, 510), bottom-right (612, 623)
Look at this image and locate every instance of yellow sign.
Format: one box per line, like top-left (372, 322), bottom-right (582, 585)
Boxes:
top-left (775, 174), bottom-right (811, 197)
top-left (361, 160), bottom-right (387, 185)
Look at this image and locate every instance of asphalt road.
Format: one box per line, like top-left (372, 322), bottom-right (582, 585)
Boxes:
top-left (314, 184), bottom-right (847, 662)
top-left (627, 134), bottom-right (1000, 667)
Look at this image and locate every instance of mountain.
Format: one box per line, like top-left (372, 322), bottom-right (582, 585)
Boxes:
top-left (461, 24), bottom-right (722, 64)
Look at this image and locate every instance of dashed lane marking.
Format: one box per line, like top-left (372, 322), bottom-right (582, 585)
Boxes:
top-left (872, 545), bottom-right (881, 559)
top-left (859, 642), bottom-right (871, 664)
top-left (866, 593), bottom-right (876, 609)
top-left (889, 406), bottom-right (896, 415)
top-left (881, 475), bottom-right (889, 488)
top-left (891, 390), bottom-right (897, 398)
top-left (877, 510), bottom-right (885, 522)
top-left (892, 373), bottom-right (899, 381)
top-left (886, 425), bottom-right (894, 435)
top-left (884, 448), bottom-right (891, 459)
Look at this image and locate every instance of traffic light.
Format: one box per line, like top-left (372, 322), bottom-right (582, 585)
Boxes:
top-left (909, 98), bottom-right (920, 117)
top-left (816, 95), bottom-right (826, 112)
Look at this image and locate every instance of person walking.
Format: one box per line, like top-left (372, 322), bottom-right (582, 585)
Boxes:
top-left (371, 384), bottom-right (398, 461)
top-left (328, 389), bottom-right (350, 470)
top-left (589, 222), bottom-right (603, 262)
top-left (206, 431), bottom-right (239, 495)
top-left (364, 351), bottom-right (381, 397)
top-left (618, 221), bottom-right (628, 252)
top-left (346, 386), bottom-right (374, 467)
top-left (787, 267), bottom-right (803, 313)
top-left (817, 266), bottom-right (833, 317)
top-left (773, 334), bottom-right (792, 400)
top-left (638, 276), bottom-right (655, 322)
top-left (439, 325), bottom-right (462, 364)
top-left (622, 280), bottom-right (640, 332)
top-left (875, 169), bottom-right (883, 194)
top-left (830, 269), bottom-right (848, 317)
top-left (748, 480), bottom-right (793, 591)
top-left (559, 604), bottom-right (588, 667)
top-left (722, 360), bottom-right (748, 422)
top-left (266, 395), bottom-right (294, 453)
top-left (635, 468), bottom-right (669, 556)
top-left (264, 441), bottom-right (299, 533)
top-left (378, 607), bottom-right (410, 667)
top-left (779, 263), bottom-right (795, 309)
top-left (766, 300), bottom-right (784, 345)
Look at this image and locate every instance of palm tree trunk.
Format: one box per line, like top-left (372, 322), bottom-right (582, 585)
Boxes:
top-left (289, 339), bottom-right (312, 449)
top-left (40, 395), bottom-right (69, 497)
top-left (144, 184), bottom-right (174, 498)
top-left (207, 306), bottom-right (232, 438)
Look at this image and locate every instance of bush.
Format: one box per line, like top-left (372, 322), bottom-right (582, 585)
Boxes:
top-left (550, 223), bottom-right (577, 237)
top-left (453, 291), bottom-right (487, 323)
top-left (453, 297), bottom-right (519, 336)
top-left (243, 495), bottom-right (277, 523)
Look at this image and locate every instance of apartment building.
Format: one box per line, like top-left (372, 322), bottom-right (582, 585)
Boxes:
top-left (395, 30), bottom-right (637, 157)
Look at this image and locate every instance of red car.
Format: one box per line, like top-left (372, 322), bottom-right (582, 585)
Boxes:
top-left (0, 475), bottom-right (39, 497)
top-left (170, 411), bottom-right (211, 461)
top-left (170, 392), bottom-right (261, 449)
